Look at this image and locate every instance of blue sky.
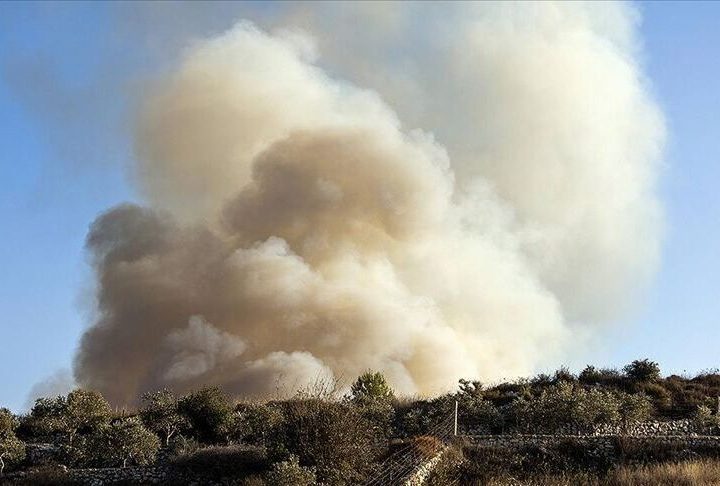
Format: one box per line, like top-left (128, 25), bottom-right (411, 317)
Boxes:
top-left (1, 2), bottom-right (719, 411)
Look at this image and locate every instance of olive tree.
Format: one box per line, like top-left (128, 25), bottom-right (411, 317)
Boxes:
top-left (0, 408), bottom-right (25, 476)
top-left (29, 390), bottom-right (111, 446)
top-left (179, 387), bottom-right (234, 443)
top-left (140, 389), bottom-right (189, 445)
top-left (88, 417), bottom-right (160, 467)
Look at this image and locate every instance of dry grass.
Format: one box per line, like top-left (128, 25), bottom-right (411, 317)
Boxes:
top-left (606, 458), bottom-right (720, 485)
top-left (483, 458), bottom-right (720, 486)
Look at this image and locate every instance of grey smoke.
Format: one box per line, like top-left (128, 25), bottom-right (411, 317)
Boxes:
top-left (74, 3), bottom-right (664, 405)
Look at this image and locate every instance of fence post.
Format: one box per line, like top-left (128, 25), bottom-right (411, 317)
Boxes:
top-left (454, 397), bottom-right (458, 435)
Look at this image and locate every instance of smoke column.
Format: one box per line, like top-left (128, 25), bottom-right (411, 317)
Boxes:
top-left (74, 2), bottom-right (664, 405)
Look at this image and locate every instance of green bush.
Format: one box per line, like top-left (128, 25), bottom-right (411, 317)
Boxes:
top-left (179, 387), bottom-right (234, 444)
top-left (350, 371), bottom-right (395, 404)
top-left (232, 402), bottom-right (285, 446)
top-left (265, 454), bottom-right (316, 486)
top-left (272, 399), bottom-right (379, 485)
top-left (624, 359), bottom-right (661, 383)
top-left (0, 408), bottom-right (25, 475)
top-left (171, 444), bottom-right (268, 478)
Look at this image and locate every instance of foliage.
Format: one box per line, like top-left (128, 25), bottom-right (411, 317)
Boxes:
top-left (265, 454), bottom-right (317, 486)
top-left (510, 382), bottom-right (622, 433)
top-left (140, 389), bottom-right (189, 445)
top-left (0, 409), bottom-right (25, 475)
top-left (350, 371), bottom-right (395, 403)
top-left (27, 389), bottom-right (111, 445)
top-left (233, 402), bottom-right (285, 446)
top-left (692, 404), bottom-right (720, 433)
top-left (624, 359), bottom-right (662, 383)
top-left (179, 387), bottom-right (234, 443)
top-left (393, 395), bottom-right (455, 437)
top-left (86, 417), bottom-right (160, 467)
top-left (171, 444), bottom-right (268, 478)
top-left (619, 393), bottom-right (653, 424)
top-left (272, 399), bottom-right (379, 485)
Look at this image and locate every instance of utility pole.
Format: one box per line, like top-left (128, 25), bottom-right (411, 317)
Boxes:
top-left (455, 397), bottom-right (458, 435)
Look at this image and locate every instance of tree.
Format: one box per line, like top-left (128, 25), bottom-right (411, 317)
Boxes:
top-left (140, 389), bottom-right (189, 445)
top-left (457, 379), bottom-right (483, 402)
top-left (179, 387), bottom-right (234, 443)
top-left (29, 390), bottom-right (111, 446)
top-left (0, 409), bottom-right (25, 476)
top-left (510, 382), bottom-right (622, 433)
top-left (623, 359), bottom-right (661, 383)
top-left (618, 392), bottom-right (653, 424)
top-left (88, 417), bottom-right (160, 467)
top-left (350, 371), bottom-right (394, 403)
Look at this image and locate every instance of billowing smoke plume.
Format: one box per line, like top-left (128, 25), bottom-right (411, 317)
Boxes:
top-left (74, 2), bottom-right (664, 405)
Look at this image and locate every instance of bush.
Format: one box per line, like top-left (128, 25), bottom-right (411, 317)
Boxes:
top-left (393, 395), bottom-right (455, 437)
top-left (0, 408), bottom-right (25, 475)
top-left (624, 359), bottom-right (661, 383)
top-left (618, 392), bottom-right (653, 424)
top-left (233, 402), bottom-right (285, 446)
top-left (272, 399), bottom-right (379, 485)
top-left (171, 444), bottom-right (268, 478)
top-left (350, 371), bottom-right (395, 404)
top-left (265, 454), bottom-right (316, 486)
top-left (179, 387), bottom-right (234, 444)
top-left (509, 382), bottom-right (623, 433)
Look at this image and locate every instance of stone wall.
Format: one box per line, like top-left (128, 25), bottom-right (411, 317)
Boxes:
top-left (464, 419), bottom-right (705, 437)
top-left (465, 433), bottom-right (720, 462)
top-left (403, 446), bottom-right (448, 486)
top-left (68, 466), bottom-right (168, 485)
top-left (3, 466), bottom-right (170, 485)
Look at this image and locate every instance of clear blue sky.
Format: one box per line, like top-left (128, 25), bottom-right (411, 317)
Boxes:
top-left (1, 2), bottom-right (719, 411)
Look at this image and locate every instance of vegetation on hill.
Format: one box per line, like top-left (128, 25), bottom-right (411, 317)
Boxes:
top-left (2, 359), bottom-right (720, 484)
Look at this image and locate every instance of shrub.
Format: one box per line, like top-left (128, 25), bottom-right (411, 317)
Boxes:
top-left (273, 399), bottom-right (379, 485)
top-left (171, 444), bottom-right (268, 478)
top-left (233, 402), bottom-right (285, 446)
top-left (618, 392), bottom-right (654, 424)
top-left (350, 371), bottom-right (395, 404)
top-left (509, 382), bottom-right (623, 433)
top-left (0, 409), bottom-right (25, 475)
top-left (624, 359), bottom-right (661, 383)
top-left (166, 434), bottom-right (200, 458)
top-left (179, 387), bottom-right (234, 444)
top-left (393, 395), bottom-right (455, 437)
top-left (552, 367), bottom-right (577, 384)
top-left (265, 454), bottom-right (316, 486)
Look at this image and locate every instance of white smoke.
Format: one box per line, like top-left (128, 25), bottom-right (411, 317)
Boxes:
top-left (74, 2), bottom-right (664, 405)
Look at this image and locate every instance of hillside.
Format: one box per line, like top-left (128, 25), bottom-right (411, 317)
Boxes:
top-left (3, 361), bottom-right (720, 485)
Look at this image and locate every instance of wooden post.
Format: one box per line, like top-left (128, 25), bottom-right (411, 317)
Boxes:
top-left (454, 397), bottom-right (458, 435)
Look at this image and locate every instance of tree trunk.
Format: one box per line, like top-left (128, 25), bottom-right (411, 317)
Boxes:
top-left (0, 452), bottom-right (5, 476)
